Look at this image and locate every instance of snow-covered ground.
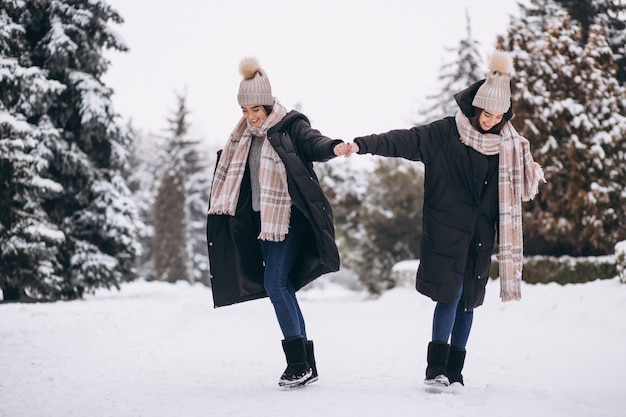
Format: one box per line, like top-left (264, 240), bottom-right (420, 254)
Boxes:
top-left (1, 275), bottom-right (624, 417)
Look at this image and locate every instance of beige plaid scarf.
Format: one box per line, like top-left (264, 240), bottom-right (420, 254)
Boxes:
top-left (455, 111), bottom-right (545, 301)
top-left (208, 100), bottom-right (291, 242)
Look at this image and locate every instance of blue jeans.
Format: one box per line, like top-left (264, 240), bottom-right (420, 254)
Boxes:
top-left (431, 280), bottom-right (473, 349)
top-left (259, 208), bottom-right (307, 340)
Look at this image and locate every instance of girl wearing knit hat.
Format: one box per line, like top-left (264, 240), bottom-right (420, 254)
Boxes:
top-left (207, 58), bottom-right (351, 388)
top-left (346, 50), bottom-right (545, 390)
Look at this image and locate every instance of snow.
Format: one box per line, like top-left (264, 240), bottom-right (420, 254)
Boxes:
top-left (69, 71), bottom-right (113, 125)
top-left (1, 275), bottom-right (624, 417)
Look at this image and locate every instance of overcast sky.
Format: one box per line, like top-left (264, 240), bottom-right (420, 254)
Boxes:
top-left (103, 0), bottom-right (523, 148)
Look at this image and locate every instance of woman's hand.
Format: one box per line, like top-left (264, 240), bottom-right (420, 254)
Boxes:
top-left (333, 142), bottom-right (353, 157)
top-left (333, 142), bottom-right (360, 157)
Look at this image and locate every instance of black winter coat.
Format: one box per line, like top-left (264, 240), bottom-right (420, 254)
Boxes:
top-left (354, 81), bottom-right (513, 310)
top-left (207, 111), bottom-right (342, 307)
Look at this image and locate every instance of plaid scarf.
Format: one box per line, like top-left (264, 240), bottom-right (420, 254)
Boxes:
top-left (208, 100), bottom-right (291, 242)
top-left (455, 111), bottom-right (545, 301)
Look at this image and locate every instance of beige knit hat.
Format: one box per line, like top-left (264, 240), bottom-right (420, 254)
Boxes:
top-left (472, 50), bottom-right (512, 113)
top-left (237, 57), bottom-right (273, 106)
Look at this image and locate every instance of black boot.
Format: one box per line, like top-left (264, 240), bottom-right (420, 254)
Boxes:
top-left (424, 341), bottom-right (450, 386)
top-left (279, 337), bottom-right (312, 387)
top-left (446, 346), bottom-right (466, 386)
top-left (301, 340), bottom-right (318, 385)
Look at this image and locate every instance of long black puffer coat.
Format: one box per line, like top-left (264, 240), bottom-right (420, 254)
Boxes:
top-left (354, 81), bottom-right (513, 310)
top-left (207, 111), bottom-right (342, 307)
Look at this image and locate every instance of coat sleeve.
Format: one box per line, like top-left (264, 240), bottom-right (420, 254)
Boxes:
top-left (354, 118), bottom-right (452, 164)
top-left (289, 118), bottom-right (343, 163)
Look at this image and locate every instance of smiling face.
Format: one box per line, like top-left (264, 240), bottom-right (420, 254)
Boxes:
top-left (478, 109), bottom-right (505, 132)
top-left (241, 104), bottom-right (268, 127)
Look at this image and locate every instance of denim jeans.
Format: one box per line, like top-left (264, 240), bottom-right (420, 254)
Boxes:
top-left (431, 280), bottom-right (474, 349)
top-left (259, 208), bottom-right (307, 340)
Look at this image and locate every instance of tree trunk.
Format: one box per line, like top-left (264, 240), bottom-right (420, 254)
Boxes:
top-left (2, 286), bottom-right (24, 302)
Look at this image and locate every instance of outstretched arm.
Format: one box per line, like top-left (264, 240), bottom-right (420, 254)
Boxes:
top-left (353, 128), bottom-right (423, 161)
top-left (352, 118), bottom-right (452, 163)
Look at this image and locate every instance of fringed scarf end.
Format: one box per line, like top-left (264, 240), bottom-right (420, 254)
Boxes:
top-left (500, 269), bottom-right (522, 302)
top-left (207, 207), bottom-right (234, 216)
top-left (500, 288), bottom-right (522, 302)
top-left (258, 231), bottom-right (288, 242)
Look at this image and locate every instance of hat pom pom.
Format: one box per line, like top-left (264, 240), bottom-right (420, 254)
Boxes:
top-left (239, 57), bottom-right (263, 80)
top-left (488, 50), bottom-right (512, 76)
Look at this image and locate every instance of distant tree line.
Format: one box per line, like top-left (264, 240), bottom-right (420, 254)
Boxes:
top-left (0, 0), bottom-right (213, 301)
top-left (1, 0), bottom-right (625, 301)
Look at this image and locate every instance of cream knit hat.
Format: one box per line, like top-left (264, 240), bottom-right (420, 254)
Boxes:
top-left (472, 50), bottom-right (512, 113)
top-left (237, 57), bottom-right (273, 106)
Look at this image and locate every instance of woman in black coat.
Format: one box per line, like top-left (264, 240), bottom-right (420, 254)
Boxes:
top-left (347, 51), bottom-right (544, 389)
top-left (207, 58), bottom-right (351, 388)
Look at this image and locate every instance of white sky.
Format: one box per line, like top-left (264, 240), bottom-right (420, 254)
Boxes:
top-left (103, 0), bottom-right (522, 148)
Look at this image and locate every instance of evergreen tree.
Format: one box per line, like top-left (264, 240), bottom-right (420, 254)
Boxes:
top-left (0, 0), bottom-right (142, 301)
top-left (185, 151), bottom-right (214, 286)
top-left (357, 159), bottom-right (424, 292)
top-left (169, 94), bottom-right (213, 285)
top-left (152, 96), bottom-right (191, 283)
top-left (502, 7), bottom-right (626, 255)
top-left (316, 159), bottom-right (366, 279)
top-left (597, 0), bottom-right (626, 85)
top-left (319, 158), bottom-right (425, 293)
top-left (555, 0), bottom-right (626, 84)
top-left (151, 92), bottom-right (213, 284)
top-left (153, 154), bottom-right (190, 283)
top-left (517, 0), bottom-right (564, 33)
top-left (554, 0), bottom-right (595, 40)
top-left (0, 39), bottom-right (66, 300)
top-left (417, 10), bottom-right (484, 124)
top-left (124, 126), bottom-right (155, 278)
top-left (127, 93), bottom-right (214, 285)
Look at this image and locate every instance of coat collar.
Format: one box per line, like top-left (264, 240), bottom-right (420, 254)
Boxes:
top-left (268, 110), bottom-right (309, 134)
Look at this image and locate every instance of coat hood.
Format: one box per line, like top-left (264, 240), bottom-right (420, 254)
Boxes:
top-left (454, 80), bottom-right (514, 121)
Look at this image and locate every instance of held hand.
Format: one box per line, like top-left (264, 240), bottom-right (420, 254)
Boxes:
top-left (333, 142), bottom-right (354, 157)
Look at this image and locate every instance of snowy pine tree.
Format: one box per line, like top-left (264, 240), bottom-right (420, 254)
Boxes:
top-left (502, 6), bottom-right (626, 255)
top-left (124, 125), bottom-right (155, 278)
top-left (152, 92), bottom-right (213, 284)
top-left (127, 93), bottom-right (214, 285)
top-left (417, 10), bottom-right (484, 124)
top-left (0, 0), bottom-right (142, 301)
top-left (153, 154), bottom-right (190, 283)
top-left (0, 6), bottom-right (65, 300)
top-left (168, 94), bottom-right (213, 285)
top-left (554, 0), bottom-right (626, 85)
top-left (319, 158), bottom-right (425, 293)
top-left (185, 144), bottom-right (213, 286)
top-left (596, 0), bottom-right (626, 85)
top-left (316, 159), bottom-right (367, 281)
top-left (152, 100), bottom-right (191, 284)
top-left (356, 159), bottom-right (425, 292)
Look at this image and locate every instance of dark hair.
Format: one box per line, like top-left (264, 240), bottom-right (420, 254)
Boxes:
top-left (263, 105), bottom-right (273, 115)
top-left (470, 107), bottom-right (507, 134)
